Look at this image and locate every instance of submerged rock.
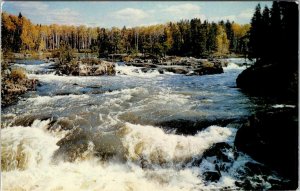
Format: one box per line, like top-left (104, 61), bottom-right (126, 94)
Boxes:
top-left (234, 107), bottom-right (298, 189)
top-left (157, 118), bottom-right (236, 135)
top-left (202, 142), bottom-right (233, 163)
top-left (203, 171), bottom-right (221, 182)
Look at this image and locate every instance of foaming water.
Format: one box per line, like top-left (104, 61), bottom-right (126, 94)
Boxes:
top-left (116, 64), bottom-right (162, 78)
top-left (2, 58), bottom-right (281, 190)
top-left (1, 121), bottom-right (237, 191)
top-left (224, 62), bottom-right (247, 70)
top-left (120, 123), bottom-right (236, 165)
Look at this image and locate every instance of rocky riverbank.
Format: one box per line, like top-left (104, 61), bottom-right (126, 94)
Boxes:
top-left (53, 56), bottom-right (228, 76)
top-left (1, 65), bottom-right (37, 107)
top-left (234, 106), bottom-right (298, 190)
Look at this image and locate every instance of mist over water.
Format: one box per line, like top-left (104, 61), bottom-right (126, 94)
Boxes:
top-left (1, 59), bottom-right (279, 190)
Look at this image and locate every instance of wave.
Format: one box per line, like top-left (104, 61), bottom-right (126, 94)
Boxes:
top-left (1, 120), bottom-right (238, 191)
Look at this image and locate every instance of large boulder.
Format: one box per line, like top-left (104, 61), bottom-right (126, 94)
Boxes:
top-left (236, 61), bottom-right (298, 101)
top-left (234, 107), bottom-right (298, 189)
top-left (1, 68), bottom-right (38, 107)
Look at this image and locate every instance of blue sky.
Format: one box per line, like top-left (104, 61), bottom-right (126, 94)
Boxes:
top-left (3, 1), bottom-right (272, 28)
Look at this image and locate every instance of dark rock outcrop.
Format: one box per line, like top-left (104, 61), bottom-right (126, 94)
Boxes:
top-left (234, 107), bottom-right (298, 189)
top-left (236, 61), bottom-right (298, 101)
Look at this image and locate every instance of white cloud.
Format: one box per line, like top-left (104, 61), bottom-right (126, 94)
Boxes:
top-left (207, 8), bottom-right (254, 23)
top-left (48, 8), bottom-right (81, 25)
top-left (159, 3), bottom-right (204, 21)
top-left (164, 3), bottom-right (201, 15)
top-left (238, 9), bottom-right (254, 19)
top-left (113, 8), bottom-right (149, 22)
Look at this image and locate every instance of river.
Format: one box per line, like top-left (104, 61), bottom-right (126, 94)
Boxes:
top-left (1, 59), bottom-right (281, 190)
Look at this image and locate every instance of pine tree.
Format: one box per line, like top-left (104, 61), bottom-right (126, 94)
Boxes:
top-left (280, 1), bottom-right (298, 72)
top-left (270, 1), bottom-right (282, 61)
top-left (225, 20), bottom-right (234, 53)
top-left (207, 22), bottom-right (217, 54)
top-left (190, 18), bottom-right (202, 57)
top-left (261, 6), bottom-right (271, 60)
top-left (249, 4), bottom-right (262, 60)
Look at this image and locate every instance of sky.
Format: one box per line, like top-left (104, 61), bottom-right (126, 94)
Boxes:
top-left (2, 1), bottom-right (272, 28)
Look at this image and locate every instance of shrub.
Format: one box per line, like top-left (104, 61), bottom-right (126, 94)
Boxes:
top-left (52, 41), bottom-right (74, 64)
top-left (10, 68), bottom-right (27, 80)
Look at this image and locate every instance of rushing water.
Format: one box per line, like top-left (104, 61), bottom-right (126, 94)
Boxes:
top-left (1, 59), bottom-right (281, 190)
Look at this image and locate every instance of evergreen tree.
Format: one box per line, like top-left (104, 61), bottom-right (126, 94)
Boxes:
top-left (249, 4), bottom-right (262, 60)
top-left (261, 6), bottom-right (271, 60)
top-left (279, 1), bottom-right (298, 71)
top-left (207, 22), bottom-right (218, 54)
top-left (270, 1), bottom-right (282, 61)
top-left (199, 21), bottom-right (208, 57)
top-left (225, 20), bottom-right (234, 53)
top-left (190, 18), bottom-right (202, 57)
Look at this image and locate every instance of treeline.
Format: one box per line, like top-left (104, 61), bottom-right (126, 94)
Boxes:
top-left (248, 1), bottom-right (298, 66)
top-left (237, 1), bottom-right (298, 100)
top-left (2, 11), bottom-right (250, 57)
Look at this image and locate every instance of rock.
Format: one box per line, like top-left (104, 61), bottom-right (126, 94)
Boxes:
top-left (54, 128), bottom-right (125, 162)
top-left (1, 74), bottom-right (38, 107)
top-left (235, 162), bottom-right (290, 190)
top-left (11, 114), bottom-right (55, 127)
top-left (126, 57), bottom-right (225, 76)
top-left (192, 66), bottom-right (223, 75)
top-left (234, 107), bottom-right (298, 189)
top-left (157, 118), bottom-right (235, 135)
top-left (190, 142), bottom-right (236, 173)
top-left (202, 142), bottom-right (232, 162)
top-left (164, 67), bottom-right (189, 74)
top-left (243, 162), bottom-right (271, 176)
top-left (57, 58), bottom-right (115, 76)
top-left (203, 171), bottom-right (221, 182)
top-left (235, 179), bottom-right (255, 190)
top-left (236, 60), bottom-right (298, 101)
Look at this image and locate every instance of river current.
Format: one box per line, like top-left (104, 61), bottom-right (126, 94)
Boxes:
top-left (1, 59), bottom-right (281, 190)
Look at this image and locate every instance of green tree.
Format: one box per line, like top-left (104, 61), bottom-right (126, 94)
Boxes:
top-left (225, 20), bottom-right (234, 53)
top-left (249, 4), bottom-right (262, 60)
top-left (207, 22), bottom-right (218, 54)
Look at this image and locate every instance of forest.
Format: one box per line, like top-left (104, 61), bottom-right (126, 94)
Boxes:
top-left (1, 12), bottom-right (249, 58)
top-left (248, 1), bottom-right (298, 67)
top-left (237, 1), bottom-right (298, 99)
